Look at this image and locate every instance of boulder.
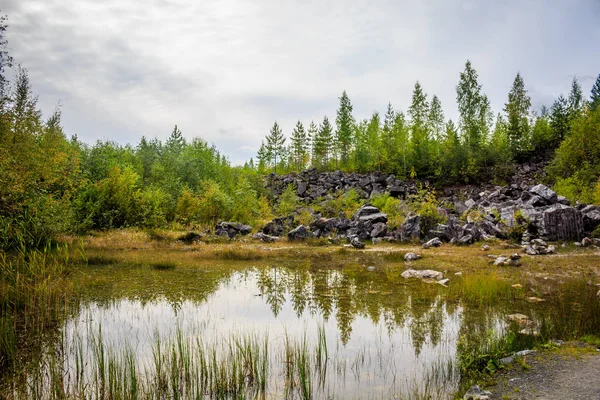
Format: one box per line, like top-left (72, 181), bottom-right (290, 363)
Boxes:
top-left (370, 222), bottom-right (388, 238)
top-left (524, 245), bottom-right (538, 255)
top-left (404, 252), bottom-right (422, 261)
top-left (529, 184), bottom-right (558, 203)
top-left (398, 214), bottom-right (420, 241)
top-left (422, 237), bottom-right (442, 249)
top-left (533, 204), bottom-right (584, 241)
top-left (252, 232), bottom-right (279, 243)
top-left (350, 236), bottom-right (365, 249)
top-left (287, 225), bottom-right (313, 241)
top-left (353, 204), bottom-right (380, 220)
top-left (463, 385), bottom-right (492, 400)
top-left (401, 269), bottom-right (444, 281)
top-left (215, 222), bottom-right (253, 239)
top-left (583, 208), bottom-right (600, 232)
top-left (457, 234), bottom-right (474, 245)
top-left (581, 237), bottom-right (593, 247)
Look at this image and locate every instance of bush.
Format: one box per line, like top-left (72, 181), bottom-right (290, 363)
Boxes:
top-left (197, 180), bottom-right (232, 226)
top-left (276, 185), bottom-right (299, 216)
top-left (410, 187), bottom-right (446, 236)
top-left (319, 189), bottom-right (361, 218)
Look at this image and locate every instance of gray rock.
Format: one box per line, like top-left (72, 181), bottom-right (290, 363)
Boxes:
top-left (350, 236), bottom-right (365, 249)
top-left (437, 278), bottom-right (450, 286)
top-left (401, 269), bottom-right (444, 281)
top-left (583, 209), bottom-right (600, 232)
top-left (353, 204), bottom-right (380, 220)
top-left (463, 385), bottom-right (492, 400)
top-left (370, 222), bottom-right (387, 238)
top-left (530, 184), bottom-right (558, 203)
top-left (404, 252), bottom-right (422, 261)
top-left (465, 198), bottom-right (477, 209)
top-left (582, 237), bottom-right (593, 247)
top-left (398, 214), bottom-right (420, 241)
top-left (288, 225), bottom-right (313, 241)
top-left (215, 222), bottom-right (253, 239)
top-left (481, 244), bottom-right (491, 251)
top-left (422, 237), bottom-right (442, 249)
top-left (531, 238), bottom-right (548, 247)
top-left (524, 245), bottom-right (539, 255)
top-left (252, 232), bottom-right (279, 242)
top-left (457, 234), bottom-right (474, 245)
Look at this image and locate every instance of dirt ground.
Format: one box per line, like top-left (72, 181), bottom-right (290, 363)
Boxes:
top-left (489, 344), bottom-right (600, 400)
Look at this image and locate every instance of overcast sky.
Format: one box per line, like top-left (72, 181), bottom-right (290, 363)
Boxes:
top-left (3, 0), bottom-right (600, 164)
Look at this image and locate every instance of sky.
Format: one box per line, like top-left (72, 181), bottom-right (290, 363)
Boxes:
top-left (3, 0), bottom-right (600, 165)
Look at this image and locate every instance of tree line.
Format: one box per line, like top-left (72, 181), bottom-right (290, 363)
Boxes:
top-left (257, 61), bottom-right (600, 184)
top-left (2, 10), bottom-right (600, 250)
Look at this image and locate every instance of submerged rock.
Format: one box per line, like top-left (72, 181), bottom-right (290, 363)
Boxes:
top-left (401, 269), bottom-right (444, 281)
top-left (463, 385), bottom-right (492, 400)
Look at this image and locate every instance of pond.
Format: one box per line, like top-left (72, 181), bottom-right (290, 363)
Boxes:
top-left (4, 249), bottom-right (600, 399)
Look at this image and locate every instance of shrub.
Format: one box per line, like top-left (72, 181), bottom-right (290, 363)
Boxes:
top-left (276, 185), bottom-right (299, 216)
top-left (410, 187), bottom-right (446, 236)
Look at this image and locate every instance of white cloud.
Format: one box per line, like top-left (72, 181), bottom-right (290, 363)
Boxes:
top-left (3, 0), bottom-right (600, 164)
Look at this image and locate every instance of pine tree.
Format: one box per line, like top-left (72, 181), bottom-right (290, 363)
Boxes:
top-left (256, 140), bottom-right (270, 172)
top-left (590, 74), bottom-right (600, 112)
top-left (290, 120), bottom-right (308, 171)
top-left (266, 121), bottom-right (285, 173)
top-left (394, 112), bottom-right (410, 177)
top-left (335, 90), bottom-right (354, 169)
top-left (166, 125), bottom-right (185, 153)
top-left (366, 112), bottom-right (381, 171)
top-left (550, 94), bottom-right (570, 145)
top-left (307, 121), bottom-right (318, 166)
top-left (313, 116), bottom-right (333, 169)
top-left (408, 81), bottom-right (431, 176)
top-left (504, 73), bottom-right (531, 155)
top-left (456, 60), bottom-right (486, 151)
top-left (381, 102), bottom-right (396, 170)
top-left (568, 77), bottom-right (584, 119)
top-left (428, 95), bottom-right (445, 140)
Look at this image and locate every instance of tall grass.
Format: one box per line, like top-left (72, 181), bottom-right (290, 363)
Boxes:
top-left (0, 239), bottom-right (84, 380)
top-left (5, 322), bottom-right (458, 399)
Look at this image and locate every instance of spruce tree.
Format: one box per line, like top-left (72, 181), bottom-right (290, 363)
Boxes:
top-left (568, 77), bottom-right (584, 118)
top-left (307, 121), bottom-right (318, 167)
top-left (290, 120), bottom-right (308, 171)
top-left (313, 116), bottom-right (333, 169)
top-left (266, 121), bottom-right (285, 173)
top-left (408, 81), bottom-right (430, 176)
top-left (456, 60), bottom-right (485, 151)
top-left (428, 95), bottom-right (445, 140)
top-left (256, 140), bottom-right (270, 172)
top-left (550, 94), bottom-right (570, 145)
top-left (381, 102), bottom-right (396, 170)
top-left (504, 72), bottom-right (531, 155)
top-left (366, 112), bottom-right (382, 171)
top-left (335, 90), bottom-right (354, 169)
top-left (590, 74), bottom-right (600, 112)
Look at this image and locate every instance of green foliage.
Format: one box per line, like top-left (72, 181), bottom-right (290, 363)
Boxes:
top-left (548, 107), bottom-right (600, 204)
top-left (197, 180), bottom-right (233, 226)
top-left (371, 194), bottom-right (407, 229)
top-left (276, 185), bottom-right (299, 216)
top-left (318, 189), bottom-right (361, 218)
top-left (409, 188), bottom-right (446, 235)
top-left (504, 72), bottom-right (532, 156)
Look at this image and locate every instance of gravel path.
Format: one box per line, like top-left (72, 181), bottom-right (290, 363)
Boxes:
top-left (490, 348), bottom-right (600, 399)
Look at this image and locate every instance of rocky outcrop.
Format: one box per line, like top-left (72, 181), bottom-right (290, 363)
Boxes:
top-left (267, 169), bottom-right (418, 201)
top-left (259, 175), bottom-right (600, 246)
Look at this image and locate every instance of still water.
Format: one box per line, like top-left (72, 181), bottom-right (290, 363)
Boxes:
top-left (9, 254), bottom-right (600, 399)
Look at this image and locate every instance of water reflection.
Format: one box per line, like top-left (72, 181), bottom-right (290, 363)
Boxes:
top-left (6, 258), bottom-right (600, 399)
